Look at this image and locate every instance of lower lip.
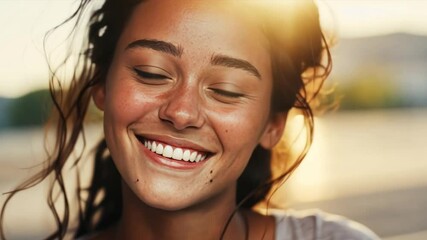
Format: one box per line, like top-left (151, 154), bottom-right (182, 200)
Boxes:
top-left (139, 141), bottom-right (208, 170)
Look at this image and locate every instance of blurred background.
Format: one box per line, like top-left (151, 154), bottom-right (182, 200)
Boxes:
top-left (1, 0), bottom-right (427, 239)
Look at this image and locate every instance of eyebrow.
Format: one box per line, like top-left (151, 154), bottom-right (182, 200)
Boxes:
top-left (126, 39), bottom-right (183, 57)
top-left (210, 54), bottom-right (261, 79)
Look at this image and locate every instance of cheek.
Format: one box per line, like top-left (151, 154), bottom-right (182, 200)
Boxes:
top-left (211, 100), bottom-right (270, 156)
top-left (104, 79), bottom-right (158, 125)
top-left (230, 98), bottom-right (270, 135)
top-left (216, 107), bottom-right (270, 186)
top-left (207, 112), bottom-right (266, 185)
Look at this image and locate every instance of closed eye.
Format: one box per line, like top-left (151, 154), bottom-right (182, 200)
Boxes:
top-left (134, 68), bottom-right (169, 79)
top-left (209, 88), bottom-right (244, 98)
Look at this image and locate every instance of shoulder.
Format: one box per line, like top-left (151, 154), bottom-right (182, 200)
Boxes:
top-left (269, 209), bottom-right (380, 240)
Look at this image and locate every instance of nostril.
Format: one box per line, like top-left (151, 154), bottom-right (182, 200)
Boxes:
top-left (158, 101), bottom-right (204, 130)
top-left (160, 118), bottom-right (176, 127)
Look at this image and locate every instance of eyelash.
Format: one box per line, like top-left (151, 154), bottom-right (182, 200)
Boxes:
top-left (209, 88), bottom-right (244, 98)
top-left (133, 68), bottom-right (169, 79)
top-left (132, 67), bottom-right (244, 99)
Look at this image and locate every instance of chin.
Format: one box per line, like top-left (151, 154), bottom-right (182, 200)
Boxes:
top-left (126, 181), bottom-right (202, 212)
top-left (138, 191), bottom-right (199, 212)
top-left (145, 199), bottom-right (189, 211)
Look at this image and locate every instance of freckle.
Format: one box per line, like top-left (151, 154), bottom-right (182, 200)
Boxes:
top-left (210, 179), bottom-right (213, 183)
top-left (210, 170), bottom-right (213, 174)
top-left (225, 129), bottom-right (228, 133)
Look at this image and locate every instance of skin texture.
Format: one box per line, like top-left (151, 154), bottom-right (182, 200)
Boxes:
top-left (92, 0), bottom-right (285, 239)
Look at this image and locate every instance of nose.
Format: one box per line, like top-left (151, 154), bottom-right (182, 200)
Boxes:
top-left (158, 85), bottom-right (205, 130)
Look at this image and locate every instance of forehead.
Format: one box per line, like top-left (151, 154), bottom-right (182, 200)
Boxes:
top-left (117, 0), bottom-right (270, 63)
top-left (126, 0), bottom-right (262, 35)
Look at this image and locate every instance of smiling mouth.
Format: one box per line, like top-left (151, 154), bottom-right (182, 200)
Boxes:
top-left (136, 135), bottom-right (211, 163)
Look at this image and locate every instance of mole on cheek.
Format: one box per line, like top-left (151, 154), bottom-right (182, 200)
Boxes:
top-left (208, 170), bottom-right (213, 183)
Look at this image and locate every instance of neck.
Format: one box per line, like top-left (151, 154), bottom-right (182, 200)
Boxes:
top-left (114, 182), bottom-right (247, 240)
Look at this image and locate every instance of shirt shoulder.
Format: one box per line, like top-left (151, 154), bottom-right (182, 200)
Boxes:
top-left (270, 209), bottom-right (380, 240)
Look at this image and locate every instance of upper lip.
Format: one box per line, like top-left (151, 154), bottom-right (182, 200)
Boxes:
top-left (135, 133), bottom-right (215, 154)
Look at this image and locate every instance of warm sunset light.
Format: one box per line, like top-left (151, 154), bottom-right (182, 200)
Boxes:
top-left (1, 0), bottom-right (427, 97)
top-left (1, 1), bottom-right (427, 239)
top-left (321, 0), bottom-right (427, 37)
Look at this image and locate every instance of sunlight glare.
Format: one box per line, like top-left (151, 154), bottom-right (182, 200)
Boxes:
top-left (273, 113), bottom-right (333, 206)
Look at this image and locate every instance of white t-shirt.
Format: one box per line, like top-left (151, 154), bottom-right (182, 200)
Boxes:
top-left (78, 209), bottom-right (380, 239)
top-left (271, 209), bottom-right (380, 240)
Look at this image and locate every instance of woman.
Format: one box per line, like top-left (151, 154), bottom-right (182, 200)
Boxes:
top-left (1, 0), bottom-right (378, 239)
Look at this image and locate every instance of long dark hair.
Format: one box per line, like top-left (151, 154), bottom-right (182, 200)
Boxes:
top-left (0, 0), bottom-right (331, 239)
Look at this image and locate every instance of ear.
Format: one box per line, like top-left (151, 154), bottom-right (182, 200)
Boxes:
top-left (92, 83), bottom-right (105, 111)
top-left (259, 112), bottom-right (287, 149)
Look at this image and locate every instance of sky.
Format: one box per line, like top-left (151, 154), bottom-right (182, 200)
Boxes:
top-left (1, 0), bottom-right (427, 98)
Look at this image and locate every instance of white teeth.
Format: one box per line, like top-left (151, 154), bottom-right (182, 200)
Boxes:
top-left (190, 152), bottom-right (197, 162)
top-left (143, 139), bottom-right (208, 163)
top-left (172, 148), bottom-right (183, 160)
top-left (155, 144), bottom-right (164, 154)
top-left (162, 145), bottom-right (173, 158)
top-left (183, 150), bottom-right (191, 161)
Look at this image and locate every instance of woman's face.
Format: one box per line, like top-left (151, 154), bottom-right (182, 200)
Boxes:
top-left (93, 0), bottom-right (285, 210)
